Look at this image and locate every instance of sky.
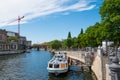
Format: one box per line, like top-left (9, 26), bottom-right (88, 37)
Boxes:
top-left (0, 0), bottom-right (104, 44)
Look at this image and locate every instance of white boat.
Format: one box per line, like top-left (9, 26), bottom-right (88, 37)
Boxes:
top-left (26, 49), bottom-right (31, 53)
top-left (47, 52), bottom-right (68, 75)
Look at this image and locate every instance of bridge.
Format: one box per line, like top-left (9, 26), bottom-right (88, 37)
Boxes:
top-left (32, 43), bottom-right (48, 51)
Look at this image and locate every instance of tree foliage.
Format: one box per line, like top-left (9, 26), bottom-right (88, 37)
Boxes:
top-left (100, 0), bottom-right (120, 45)
top-left (80, 28), bottom-right (83, 34)
top-left (66, 32), bottom-right (73, 49)
top-left (72, 37), bottom-right (78, 48)
top-left (7, 36), bottom-right (18, 42)
top-left (49, 40), bottom-right (62, 50)
top-left (66, 38), bottom-right (73, 49)
top-left (67, 32), bottom-right (71, 38)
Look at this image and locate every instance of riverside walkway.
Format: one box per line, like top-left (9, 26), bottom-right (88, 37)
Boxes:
top-left (56, 49), bottom-right (108, 80)
top-left (66, 51), bottom-right (86, 63)
top-left (58, 50), bottom-right (96, 64)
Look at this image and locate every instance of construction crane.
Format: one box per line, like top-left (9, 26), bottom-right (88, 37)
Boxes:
top-left (7, 16), bottom-right (24, 38)
top-left (18, 16), bottom-right (24, 38)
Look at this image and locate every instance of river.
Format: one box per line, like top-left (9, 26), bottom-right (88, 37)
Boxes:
top-left (0, 50), bottom-right (96, 80)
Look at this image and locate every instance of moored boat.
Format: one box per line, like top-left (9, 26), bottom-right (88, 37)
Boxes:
top-left (26, 49), bottom-right (31, 53)
top-left (47, 52), bottom-right (68, 75)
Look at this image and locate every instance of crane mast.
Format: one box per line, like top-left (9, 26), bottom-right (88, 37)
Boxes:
top-left (18, 16), bottom-right (24, 38)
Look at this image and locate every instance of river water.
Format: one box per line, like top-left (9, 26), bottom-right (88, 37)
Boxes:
top-left (0, 50), bottom-right (95, 80)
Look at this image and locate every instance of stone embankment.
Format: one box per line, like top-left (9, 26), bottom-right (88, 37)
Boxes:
top-left (0, 50), bottom-right (25, 55)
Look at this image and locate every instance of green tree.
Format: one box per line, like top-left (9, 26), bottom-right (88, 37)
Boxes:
top-left (92, 22), bottom-right (102, 46)
top-left (95, 23), bottom-right (103, 45)
top-left (7, 36), bottom-right (18, 42)
top-left (68, 32), bottom-right (71, 38)
top-left (72, 37), bottom-right (78, 49)
top-left (85, 26), bottom-right (95, 47)
top-left (79, 33), bottom-right (87, 47)
top-left (100, 0), bottom-right (120, 45)
top-left (84, 22), bottom-right (102, 47)
top-left (66, 32), bottom-right (73, 49)
top-left (78, 28), bottom-right (84, 48)
top-left (61, 39), bottom-right (67, 50)
top-left (80, 28), bottom-right (83, 34)
top-left (66, 38), bottom-right (73, 49)
top-left (50, 40), bottom-right (62, 50)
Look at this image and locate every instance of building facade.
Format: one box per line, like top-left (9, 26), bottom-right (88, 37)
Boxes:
top-left (0, 29), bottom-right (7, 42)
top-left (0, 29), bottom-right (31, 52)
top-left (26, 41), bottom-right (32, 48)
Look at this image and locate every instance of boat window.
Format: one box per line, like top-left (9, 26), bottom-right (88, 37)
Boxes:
top-left (61, 63), bottom-right (65, 68)
top-left (59, 59), bottom-right (62, 61)
top-left (54, 64), bottom-right (59, 68)
top-left (49, 64), bottom-right (53, 68)
top-left (60, 56), bottom-right (63, 58)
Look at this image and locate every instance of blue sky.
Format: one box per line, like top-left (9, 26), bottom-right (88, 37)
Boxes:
top-left (0, 0), bottom-right (104, 44)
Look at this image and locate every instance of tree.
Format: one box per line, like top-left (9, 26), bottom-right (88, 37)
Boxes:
top-left (7, 36), bottom-right (18, 42)
top-left (66, 32), bottom-right (73, 49)
top-left (84, 22), bottom-right (103, 47)
top-left (50, 40), bottom-right (62, 50)
top-left (65, 38), bottom-right (73, 49)
top-left (80, 28), bottom-right (83, 34)
top-left (77, 28), bottom-right (84, 48)
top-left (79, 33), bottom-right (87, 47)
top-left (61, 39), bottom-right (67, 50)
top-left (72, 37), bottom-right (78, 49)
top-left (68, 32), bottom-right (71, 38)
top-left (85, 26), bottom-right (96, 47)
top-left (100, 0), bottom-right (120, 45)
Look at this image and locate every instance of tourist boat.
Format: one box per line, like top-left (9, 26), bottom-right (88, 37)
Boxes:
top-left (26, 49), bottom-right (31, 53)
top-left (47, 52), bottom-right (68, 75)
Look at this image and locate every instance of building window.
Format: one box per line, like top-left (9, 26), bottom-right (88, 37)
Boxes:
top-left (0, 45), bottom-right (1, 50)
top-left (0, 35), bottom-right (2, 40)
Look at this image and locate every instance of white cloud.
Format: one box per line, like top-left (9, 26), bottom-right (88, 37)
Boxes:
top-left (0, 0), bottom-right (96, 27)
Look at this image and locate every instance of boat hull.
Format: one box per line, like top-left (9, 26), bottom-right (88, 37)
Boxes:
top-left (47, 68), bottom-right (68, 74)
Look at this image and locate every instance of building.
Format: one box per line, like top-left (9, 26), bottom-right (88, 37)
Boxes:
top-left (7, 31), bottom-right (16, 37)
top-left (19, 36), bottom-right (26, 45)
top-left (0, 29), bottom-right (7, 42)
top-left (26, 41), bottom-right (32, 48)
top-left (0, 29), bottom-right (31, 52)
top-left (0, 29), bottom-right (19, 51)
top-left (0, 29), bottom-right (8, 51)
